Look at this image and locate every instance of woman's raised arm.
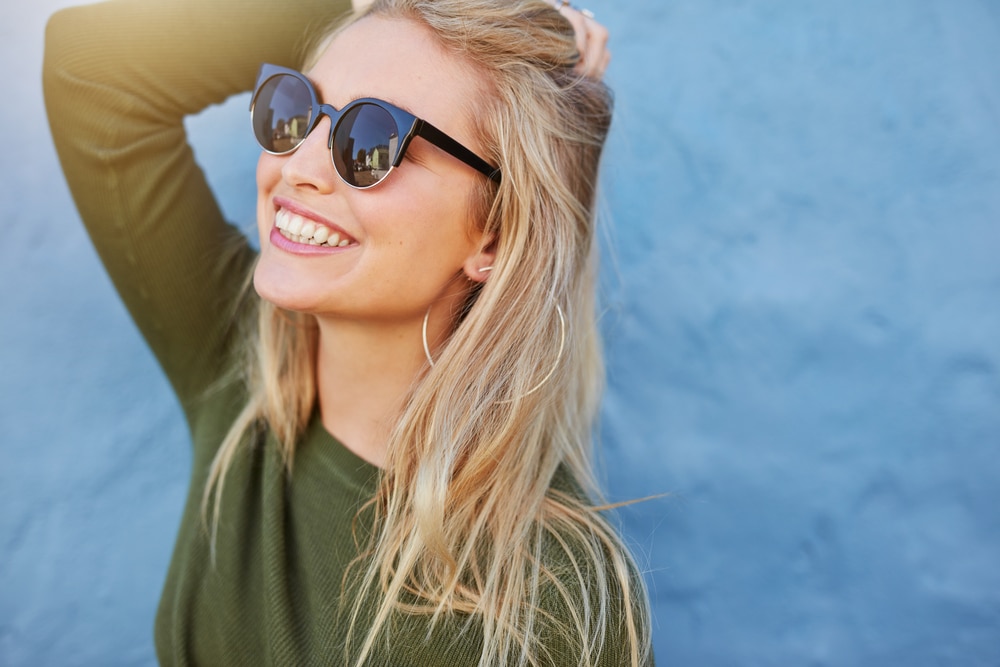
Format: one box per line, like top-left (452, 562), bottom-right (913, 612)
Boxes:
top-left (43, 0), bottom-right (351, 407)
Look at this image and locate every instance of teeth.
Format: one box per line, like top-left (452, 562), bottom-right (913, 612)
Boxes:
top-left (274, 209), bottom-right (354, 248)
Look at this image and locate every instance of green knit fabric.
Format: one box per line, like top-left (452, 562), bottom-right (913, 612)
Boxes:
top-left (43, 1), bottom-right (652, 665)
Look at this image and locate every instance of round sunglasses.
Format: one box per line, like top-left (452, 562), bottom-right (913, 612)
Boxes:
top-left (250, 64), bottom-right (501, 189)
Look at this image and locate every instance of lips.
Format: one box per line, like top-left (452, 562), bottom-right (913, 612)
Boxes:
top-left (274, 208), bottom-right (356, 248)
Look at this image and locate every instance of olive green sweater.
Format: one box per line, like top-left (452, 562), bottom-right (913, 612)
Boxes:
top-left (43, 1), bottom-right (651, 665)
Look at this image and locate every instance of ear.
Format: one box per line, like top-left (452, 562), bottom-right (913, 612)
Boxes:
top-left (461, 234), bottom-right (496, 283)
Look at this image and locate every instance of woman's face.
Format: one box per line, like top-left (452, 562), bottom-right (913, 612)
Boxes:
top-left (253, 16), bottom-right (492, 323)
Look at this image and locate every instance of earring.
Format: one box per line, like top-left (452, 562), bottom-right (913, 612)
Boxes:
top-left (509, 302), bottom-right (566, 400)
top-left (422, 300), bottom-right (567, 402)
top-left (422, 304), bottom-right (438, 368)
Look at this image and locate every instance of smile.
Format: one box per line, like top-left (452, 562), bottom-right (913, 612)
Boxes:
top-left (274, 208), bottom-right (356, 247)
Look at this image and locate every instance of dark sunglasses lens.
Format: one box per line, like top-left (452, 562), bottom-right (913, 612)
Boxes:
top-left (332, 104), bottom-right (399, 188)
top-left (253, 74), bottom-right (313, 153)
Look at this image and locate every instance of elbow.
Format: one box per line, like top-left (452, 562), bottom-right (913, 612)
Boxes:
top-left (43, 4), bottom-right (121, 108)
top-left (43, 6), bottom-right (91, 111)
top-left (44, 6), bottom-right (87, 82)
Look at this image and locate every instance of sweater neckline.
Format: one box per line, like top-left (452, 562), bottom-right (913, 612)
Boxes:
top-left (299, 407), bottom-right (381, 496)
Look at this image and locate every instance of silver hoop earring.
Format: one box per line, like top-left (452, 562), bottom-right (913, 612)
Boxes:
top-left (509, 302), bottom-right (566, 401)
top-left (422, 304), bottom-right (437, 368)
top-left (422, 300), bottom-right (567, 401)
top-left (479, 266), bottom-right (493, 272)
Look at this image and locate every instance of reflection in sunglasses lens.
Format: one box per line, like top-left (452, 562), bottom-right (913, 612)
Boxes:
top-left (255, 75), bottom-right (313, 153)
top-left (332, 104), bottom-right (398, 188)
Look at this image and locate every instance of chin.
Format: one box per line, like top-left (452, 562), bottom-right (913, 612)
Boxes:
top-left (252, 259), bottom-right (317, 314)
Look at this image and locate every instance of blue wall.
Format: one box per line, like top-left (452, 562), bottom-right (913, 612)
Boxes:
top-left (3, 1), bottom-right (998, 665)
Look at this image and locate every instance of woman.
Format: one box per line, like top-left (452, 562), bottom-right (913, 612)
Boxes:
top-left (44, 0), bottom-right (652, 664)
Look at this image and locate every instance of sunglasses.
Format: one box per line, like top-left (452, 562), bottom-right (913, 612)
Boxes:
top-left (250, 64), bottom-right (501, 189)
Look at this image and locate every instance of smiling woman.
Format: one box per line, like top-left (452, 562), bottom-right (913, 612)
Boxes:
top-left (43, 0), bottom-right (649, 665)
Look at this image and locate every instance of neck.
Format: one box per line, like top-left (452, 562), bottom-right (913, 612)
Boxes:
top-left (314, 305), bottom-right (458, 468)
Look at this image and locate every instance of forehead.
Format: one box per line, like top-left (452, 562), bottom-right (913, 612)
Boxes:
top-left (308, 16), bottom-right (484, 144)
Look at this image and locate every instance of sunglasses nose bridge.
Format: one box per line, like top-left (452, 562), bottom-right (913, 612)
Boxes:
top-left (314, 103), bottom-right (341, 151)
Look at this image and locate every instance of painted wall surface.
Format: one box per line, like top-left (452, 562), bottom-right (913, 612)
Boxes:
top-left (3, 1), bottom-right (998, 665)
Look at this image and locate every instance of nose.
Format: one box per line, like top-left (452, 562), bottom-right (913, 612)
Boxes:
top-left (280, 115), bottom-right (339, 194)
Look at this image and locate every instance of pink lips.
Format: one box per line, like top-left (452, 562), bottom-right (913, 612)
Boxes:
top-left (270, 196), bottom-right (357, 255)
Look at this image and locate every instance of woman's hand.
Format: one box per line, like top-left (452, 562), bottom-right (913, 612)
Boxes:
top-left (553, 1), bottom-right (610, 79)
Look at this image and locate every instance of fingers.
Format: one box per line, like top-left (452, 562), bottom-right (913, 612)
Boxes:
top-left (554, 2), bottom-right (611, 79)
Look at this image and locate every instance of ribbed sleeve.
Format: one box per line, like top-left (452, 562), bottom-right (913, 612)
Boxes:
top-left (42, 0), bottom-right (352, 407)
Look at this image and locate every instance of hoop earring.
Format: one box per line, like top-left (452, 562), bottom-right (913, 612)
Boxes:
top-left (422, 304), bottom-right (438, 368)
top-left (422, 300), bottom-right (567, 402)
top-left (510, 302), bottom-right (566, 400)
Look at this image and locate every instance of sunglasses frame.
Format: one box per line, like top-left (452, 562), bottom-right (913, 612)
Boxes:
top-left (250, 64), bottom-right (501, 189)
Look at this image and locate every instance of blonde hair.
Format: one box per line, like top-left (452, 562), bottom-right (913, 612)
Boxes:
top-left (204, 1), bottom-right (652, 665)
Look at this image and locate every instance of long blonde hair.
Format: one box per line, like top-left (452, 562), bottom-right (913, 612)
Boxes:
top-left (205, 1), bottom-right (651, 665)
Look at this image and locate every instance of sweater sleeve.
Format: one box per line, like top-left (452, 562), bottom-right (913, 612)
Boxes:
top-left (42, 0), bottom-right (352, 409)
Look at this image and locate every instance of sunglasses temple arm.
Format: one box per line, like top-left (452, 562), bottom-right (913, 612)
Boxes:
top-left (415, 121), bottom-right (501, 183)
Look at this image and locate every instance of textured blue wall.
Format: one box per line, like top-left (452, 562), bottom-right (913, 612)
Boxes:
top-left (3, 1), bottom-right (998, 665)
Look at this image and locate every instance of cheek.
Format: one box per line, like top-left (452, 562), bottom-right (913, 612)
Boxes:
top-left (375, 185), bottom-right (469, 250)
top-left (255, 152), bottom-right (280, 237)
top-left (256, 151), bottom-right (281, 194)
